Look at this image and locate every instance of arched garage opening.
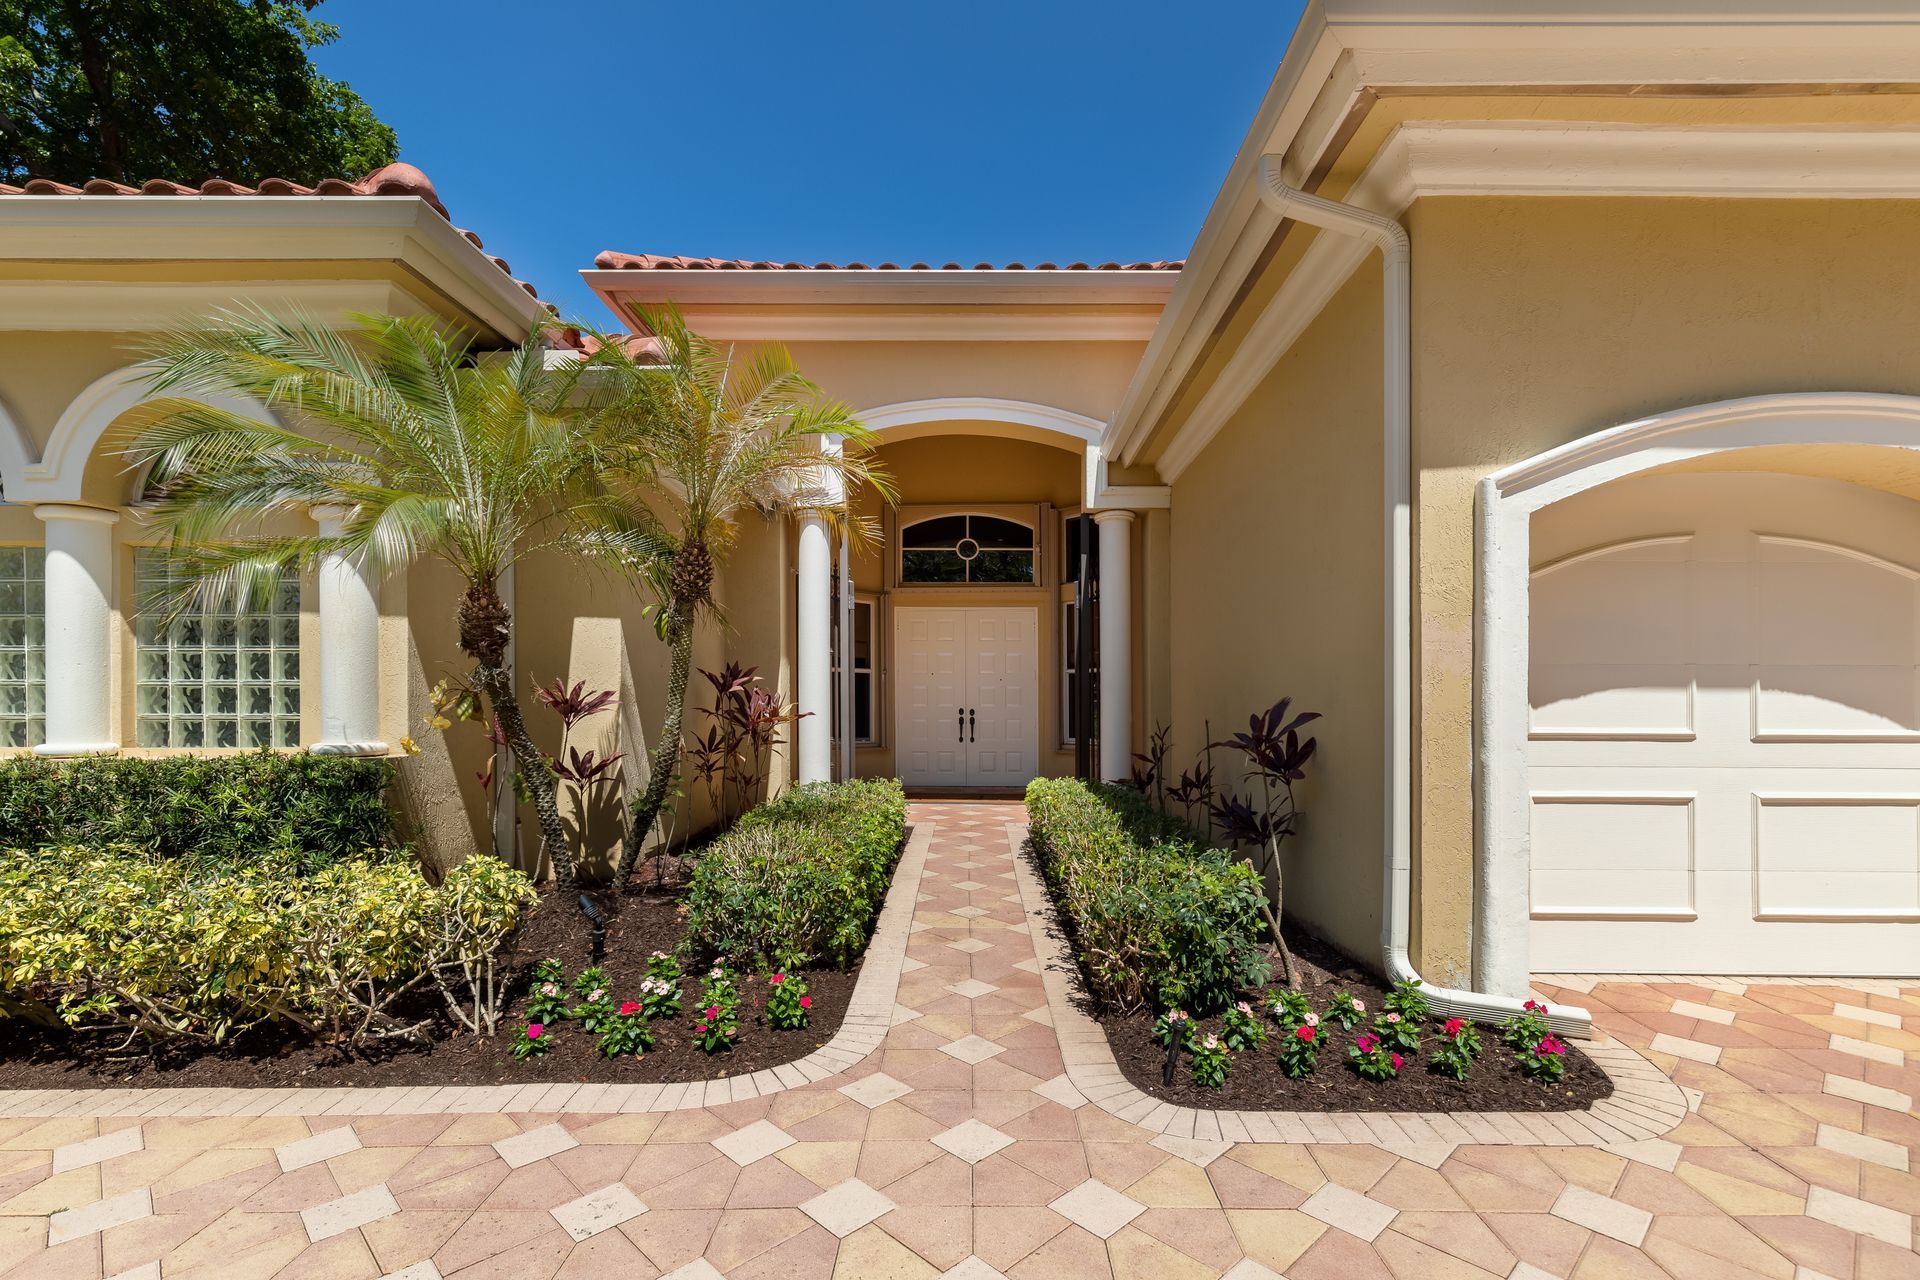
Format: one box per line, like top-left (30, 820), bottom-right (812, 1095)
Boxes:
top-left (1476, 393), bottom-right (1920, 995)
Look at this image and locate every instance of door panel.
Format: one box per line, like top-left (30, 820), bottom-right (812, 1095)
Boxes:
top-left (893, 609), bottom-right (966, 788)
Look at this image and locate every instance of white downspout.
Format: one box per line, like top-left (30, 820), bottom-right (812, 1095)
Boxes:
top-left (1254, 157), bottom-right (1590, 1036)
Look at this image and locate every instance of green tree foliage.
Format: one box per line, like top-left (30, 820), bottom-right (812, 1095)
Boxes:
top-left (1, 1), bottom-right (397, 186)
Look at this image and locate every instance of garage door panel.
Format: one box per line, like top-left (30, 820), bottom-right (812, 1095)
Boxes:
top-left (1529, 663), bottom-right (1694, 738)
top-left (1753, 665), bottom-right (1920, 739)
top-left (1753, 796), bottom-right (1920, 918)
top-left (1530, 794), bottom-right (1694, 917)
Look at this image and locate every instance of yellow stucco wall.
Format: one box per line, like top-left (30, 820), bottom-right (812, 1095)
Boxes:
top-left (1408, 195), bottom-right (1920, 983)
top-left (1169, 261), bottom-right (1387, 968)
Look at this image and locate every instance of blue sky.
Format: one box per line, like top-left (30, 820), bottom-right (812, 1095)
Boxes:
top-left (311, 1), bottom-right (1305, 324)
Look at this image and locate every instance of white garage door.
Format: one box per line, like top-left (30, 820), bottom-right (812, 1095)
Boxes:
top-left (1529, 470), bottom-right (1920, 975)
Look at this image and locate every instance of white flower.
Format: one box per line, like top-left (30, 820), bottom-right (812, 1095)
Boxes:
top-left (588, 989), bottom-right (604, 1003)
top-left (1352, 998), bottom-right (1365, 1013)
top-left (539, 982), bottom-right (557, 996)
top-left (1304, 1011), bottom-right (1320, 1027)
top-left (1203, 1034), bottom-right (1220, 1049)
top-left (1386, 1012), bottom-right (1401, 1024)
top-left (1235, 1001), bottom-right (1252, 1015)
top-left (709, 967), bottom-right (724, 980)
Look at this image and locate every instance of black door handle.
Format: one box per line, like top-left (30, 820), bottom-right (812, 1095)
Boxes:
top-left (968, 708), bottom-right (976, 742)
top-left (957, 707), bottom-right (964, 743)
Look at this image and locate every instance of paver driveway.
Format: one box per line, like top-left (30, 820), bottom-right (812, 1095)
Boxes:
top-left (0, 799), bottom-right (1914, 1279)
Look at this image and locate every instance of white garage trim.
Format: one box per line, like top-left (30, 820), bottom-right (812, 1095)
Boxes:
top-left (1474, 391), bottom-right (1920, 997)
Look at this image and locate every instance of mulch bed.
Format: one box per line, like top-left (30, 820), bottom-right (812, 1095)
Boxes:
top-left (1030, 850), bottom-right (1614, 1113)
top-left (0, 847), bottom-right (886, 1091)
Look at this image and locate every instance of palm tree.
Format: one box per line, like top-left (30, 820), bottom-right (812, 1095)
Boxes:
top-left (573, 306), bottom-right (894, 885)
top-left (122, 307), bottom-right (655, 894)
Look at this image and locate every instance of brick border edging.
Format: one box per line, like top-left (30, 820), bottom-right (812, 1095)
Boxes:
top-left (0, 822), bottom-right (937, 1121)
top-left (1004, 820), bottom-right (1689, 1149)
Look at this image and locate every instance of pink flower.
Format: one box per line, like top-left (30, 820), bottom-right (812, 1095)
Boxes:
top-left (1524, 999), bottom-right (1543, 1013)
top-left (705, 1006), bottom-right (720, 1020)
top-left (1537, 1036), bottom-right (1565, 1057)
top-left (1386, 1012), bottom-right (1401, 1024)
top-left (1235, 1001), bottom-right (1252, 1015)
top-left (695, 1023), bottom-right (709, 1033)
top-left (799, 996), bottom-right (812, 1008)
top-left (1356, 1034), bottom-right (1380, 1053)
top-left (588, 988), bottom-right (604, 1003)
top-left (539, 982), bottom-right (557, 996)
top-left (1351, 998), bottom-right (1365, 1013)
top-left (1390, 1052), bottom-right (1404, 1071)
top-left (1303, 1011), bottom-right (1320, 1027)
top-left (619, 1001), bottom-right (641, 1016)
top-left (1170, 1010), bottom-right (1188, 1022)
top-left (1202, 1034), bottom-right (1220, 1050)
top-left (770, 973), bottom-right (785, 985)
top-left (526, 1023), bottom-right (543, 1039)
top-left (1444, 1017), bottom-right (1464, 1037)
top-left (1295, 1025), bottom-right (1316, 1042)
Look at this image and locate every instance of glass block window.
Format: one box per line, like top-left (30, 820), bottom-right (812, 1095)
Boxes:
top-left (0, 547), bottom-right (46, 748)
top-left (900, 514), bottom-right (1036, 584)
top-left (134, 550), bottom-right (302, 748)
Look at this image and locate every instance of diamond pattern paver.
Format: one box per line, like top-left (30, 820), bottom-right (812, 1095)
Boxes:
top-left (3, 800), bottom-right (1913, 1280)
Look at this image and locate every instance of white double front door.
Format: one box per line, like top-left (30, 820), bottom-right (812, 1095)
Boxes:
top-left (894, 607), bottom-right (1040, 789)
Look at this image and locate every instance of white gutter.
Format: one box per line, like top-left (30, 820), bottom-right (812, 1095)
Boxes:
top-left (1253, 156), bottom-right (1591, 1038)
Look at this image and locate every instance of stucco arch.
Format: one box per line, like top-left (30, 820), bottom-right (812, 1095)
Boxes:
top-left (0, 393), bottom-right (36, 500)
top-left (1473, 391), bottom-right (1920, 997)
top-left (855, 397), bottom-right (1104, 452)
top-left (17, 365), bottom-right (278, 506)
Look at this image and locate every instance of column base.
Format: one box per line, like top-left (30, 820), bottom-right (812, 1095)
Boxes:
top-left (32, 742), bottom-right (121, 758)
top-left (308, 741), bottom-right (391, 758)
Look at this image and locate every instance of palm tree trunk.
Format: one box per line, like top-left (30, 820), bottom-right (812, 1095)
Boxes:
top-left (459, 577), bottom-right (575, 894)
top-left (617, 605), bottom-right (693, 884)
top-left (475, 663), bottom-right (576, 895)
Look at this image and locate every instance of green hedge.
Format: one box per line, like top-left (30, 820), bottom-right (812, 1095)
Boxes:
top-left (0, 752), bottom-right (396, 871)
top-left (0, 845), bottom-right (533, 1044)
top-left (1025, 776), bottom-right (1269, 1015)
top-left (684, 778), bottom-right (907, 971)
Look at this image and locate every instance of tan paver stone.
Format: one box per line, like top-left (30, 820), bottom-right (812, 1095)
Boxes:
top-left (48, 1186), bottom-right (152, 1245)
top-left (1374, 1227), bottom-right (1507, 1279)
top-left (970, 1204), bottom-right (1068, 1271)
top-left (1548, 1184), bottom-right (1651, 1247)
top-left (1131, 1205), bottom-right (1245, 1272)
top-left (1004, 1221), bottom-right (1111, 1280)
top-left (552, 1181), bottom-right (648, 1242)
top-left (1567, 1234), bottom-right (1670, 1279)
top-left (830, 1220), bottom-right (939, 1278)
top-left (877, 1202), bottom-right (974, 1270)
top-left (1122, 1151), bottom-right (1220, 1207)
top-left (1299, 1181), bottom-right (1398, 1242)
top-left (1105, 1222), bottom-right (1218, 1279)
top-left (52, 1124), bottom-right (143, 1174)
top-left (1279, 1224), bottom-right (1386, 1280)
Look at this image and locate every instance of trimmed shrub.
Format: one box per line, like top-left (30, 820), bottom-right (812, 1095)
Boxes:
top-left (0, 752), bottom-right (395, 871)
top-left (0, 845), bottom-right (534, 1044)
top-left (1025, 776), bottom-right (1269, 1014)
top-left (683, 778), bottom-right (907, 971)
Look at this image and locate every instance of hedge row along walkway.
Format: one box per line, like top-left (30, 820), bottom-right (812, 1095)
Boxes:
top-left (0, 800), bottom-right (1913, 1279)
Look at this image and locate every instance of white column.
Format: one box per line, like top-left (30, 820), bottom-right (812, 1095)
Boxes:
top-left (796, 510), bottom-right (833, 784)
top-left (33, 504), bottom-right (119, 757)
top-left (1095, 509), bottom-right (1134, 781)
top-left (309, 504), bottom-right (386, 755)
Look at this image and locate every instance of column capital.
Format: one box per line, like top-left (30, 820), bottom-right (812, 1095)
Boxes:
top-left (1091, 508), bottom-right (1136, 526)
top-left (32, 503), bottom-right (119, 527)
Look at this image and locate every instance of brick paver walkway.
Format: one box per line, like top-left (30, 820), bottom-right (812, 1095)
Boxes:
top-left (0, 800), bottom-right (1915, 1278)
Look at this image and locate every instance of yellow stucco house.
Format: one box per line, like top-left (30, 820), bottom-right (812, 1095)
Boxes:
top-left (2, 1), bottom-right (1917, 1031)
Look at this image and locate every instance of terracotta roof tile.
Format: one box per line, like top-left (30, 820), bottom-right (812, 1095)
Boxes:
top-left (593, 251), bottom-right (1182, 272)
top-left (549, 329), bottom-right (667, 362)
top-left (0, 162), bottom-right (556, 313)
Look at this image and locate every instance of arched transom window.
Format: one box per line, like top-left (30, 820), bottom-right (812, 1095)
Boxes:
top-left (900, 514), bottom-right (1036, 584)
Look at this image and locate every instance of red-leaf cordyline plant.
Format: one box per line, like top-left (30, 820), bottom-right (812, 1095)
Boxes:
top-left (1209, 697), bottom-right (1320, 988)
top-left (1127, 722), bottom-right (1173, 810)
top-left (121, 307), bottom-right (657, 894)
top-left (568, 306), bottom-right (894, 886)
top-left (693, 663), bottom-right (811, 825)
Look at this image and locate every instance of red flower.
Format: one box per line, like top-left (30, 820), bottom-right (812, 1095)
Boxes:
top-left (799, 996), bottom-right (812, 1008)
top-left (1390, 1052), bottom-right (1404, 1071)
top-left (1523, 999), bottom-right (1543, 1013)
top-left (526, 1023), bottom-right (543, 1039)
top-left (695, 1023), bottom-right (709, 1033)
top-left (1294, 1024), bottom-right (1315, 1042)
top-left (770, 973), bottom-right (785, 984)
top-left (619, 1001), bottom-right (641, 1016)
top-left (1444, 1017), bottom-right (1465, 1037)
top-left (705, 1005), bottom-right (720, 1020)
top-left (1356, 1033), bottom-right (1379, 1053)
top-left (1537, 1036), bottom-right (1565, 1057)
